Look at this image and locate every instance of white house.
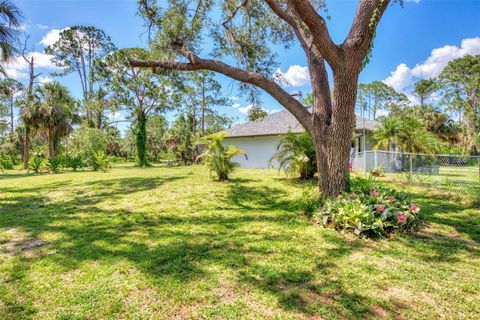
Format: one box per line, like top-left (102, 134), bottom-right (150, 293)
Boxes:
top-left (222, 109), bottom-right (380, 169)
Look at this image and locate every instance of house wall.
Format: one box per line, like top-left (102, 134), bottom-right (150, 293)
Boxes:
top-left (222, 135), bottom-right (283, 169)
top-left (224, 132), bottom-right (377, 169)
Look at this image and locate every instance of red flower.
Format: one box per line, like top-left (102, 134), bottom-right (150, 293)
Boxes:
top-left (410, 204), bottom-right (419, 212)
top-left (397, 214), bottom-right (407, 223)
top-left (375, 205), bottom-right (385, 212)
top-left (370, 190), bottom-right (379, 196)
top-left (350, 193), bottom-right (357, 199)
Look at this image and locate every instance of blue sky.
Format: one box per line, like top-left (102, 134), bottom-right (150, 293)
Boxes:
top-left (8, 0), bottom-right (480, 130)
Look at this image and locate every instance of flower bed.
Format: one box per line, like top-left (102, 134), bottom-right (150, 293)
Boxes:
top-left (315, 187), bottom-right (421, 238)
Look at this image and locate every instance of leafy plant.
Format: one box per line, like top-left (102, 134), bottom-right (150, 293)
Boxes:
top-left (270, 131), bottom-right (316, 180)
top-left (29, 156), bottom-right (43, 173)
top-left (46, 156), bottom-right (62, 173)
top-left (316, 178), bottom-right (421, 238)
top-left (91, 152), bottom-right (111, 172)
top-left (198, 131), bottom-right (245, 181)
top-left (0, 157), bottom-right (14, 170)
top-left (347, 175), bottom-right (378, 194)
top-left (64, 154), bottom-right (84, 171)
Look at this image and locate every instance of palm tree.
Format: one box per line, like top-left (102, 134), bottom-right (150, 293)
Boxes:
top-left (270, 131), bottom-right (317, 180)
top-left (35, 82), bottom-right (74, 159)
top-left (373, 116), bottom-right (442, 155)
top-left (373, 117), bottom-right (400, 151)
top-left (0, 0), bottom-right (23, 75)
top-left (20, 96), bottom-right (42, 169)
top-left (198, 131), bottom-right (245, 181)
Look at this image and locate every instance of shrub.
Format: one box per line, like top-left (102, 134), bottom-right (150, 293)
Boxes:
top-left (64, 154), bottom-right (84, 171)
top-left (270, 131), bottom-right (316, 180)
top-left (46, 156), bottom-right (62, 173)
top-left (67, 126), bottom-right (108, 170)
top-left (0, 157), bottom-right (14, 170)
top-left (316, 181), bottom-right (421, 238)
top-left (91, 152), bottom-right (111, 172)
top-left (29, 156), bottom-right (43, 173)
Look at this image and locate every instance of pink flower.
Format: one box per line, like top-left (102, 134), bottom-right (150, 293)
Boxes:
top-left (375, 205), bottom-right (385, 212)
top-left (370, 190), bottom-right (379, 196)
top-left (387, 195), bottom-right (396, 201)
top-left (350, 193), bottom-right (357, 199)
top-left (397, 214), bottom-right (407, 223)
top-left (410, 204), bottom-right (420, 212)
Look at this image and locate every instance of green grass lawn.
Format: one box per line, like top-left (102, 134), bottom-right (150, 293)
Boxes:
top-left (1, 165), bottom-right (479, 319)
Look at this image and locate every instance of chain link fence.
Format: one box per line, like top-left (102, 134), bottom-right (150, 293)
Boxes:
top-left (351, 150), bottom-right (480, 198)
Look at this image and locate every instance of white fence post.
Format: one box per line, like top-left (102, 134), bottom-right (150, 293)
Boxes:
top-left (374, 150), bottom-right (378, 169)
top-left (363, 150), bottom-right (367, 173)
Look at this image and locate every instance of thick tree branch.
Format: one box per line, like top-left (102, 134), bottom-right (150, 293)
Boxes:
top-left (130, 57), bottom-right (312, 132)
top-left (343, 0), bottom-right (390, 57)
top-left (288, 0), bottom-right (343, 69)
top-left (264, 0), bottom-right (332, 119)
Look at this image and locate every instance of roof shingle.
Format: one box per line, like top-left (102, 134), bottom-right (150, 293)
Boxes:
top-left (225, 109), bottom-right (379, 138)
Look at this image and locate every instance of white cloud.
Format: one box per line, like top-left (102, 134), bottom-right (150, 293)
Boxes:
top-left (384, 37), bottom-right (480, 92)
top-left (275, 65), bottom-right (310, 87)
top-left (36, 24), bottom-right (49, 29)
top-left (2, 52), bottom-right (59, 80)
top-left (39, 28), bottom-right (68, 47)
top-left (238, 104), bottom-right (271, 115)
top-left (232, 103), bottom-right (240, 109)
top-left (38, 76), bottom-right (53, 84)
top-left (238, 104), bottom-right (254, 114)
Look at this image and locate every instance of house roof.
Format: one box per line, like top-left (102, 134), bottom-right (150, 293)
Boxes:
top-left (225, 109), bottom-right (380, 138)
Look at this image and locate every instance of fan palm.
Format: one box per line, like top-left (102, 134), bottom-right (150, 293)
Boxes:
top-left (198, 131), bottom-right (245, 181)
top-left (34, 82), bottom-right (74, 159)
top-left (270, 131), bottom-right (317, 180)
top-left (373, 117), bottom-right (400, 151)
top-left (0, 0), bottom-right (23, 75)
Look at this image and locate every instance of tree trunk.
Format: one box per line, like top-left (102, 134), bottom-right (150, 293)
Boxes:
top-left (201, 82), bottom-right (206, 134)
top-left (23, 127), bottom-right (30, 169)
top-left (10, 98), bottom-right (14, 134)
top-left (47, 129), bottom-right (55, 159)
top-left (135, 111), bottom-right (148, 167)
top-left (96, 111), bottom-right (103, 129)
top-left (310, 71), bottom-right (358, 197)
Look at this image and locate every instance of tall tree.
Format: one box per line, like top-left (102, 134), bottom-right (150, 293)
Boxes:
top-left (439, 54), bottom-right (480, 153)
top-left (131, 0), bottom-right (395, 196)
top-left (413, 78), bottom-right (438, 106)
top-left (18, 34), bottom-right (43, 168)
top-left (357, 81), bottom-right (407, 119)
top-left (45, 26), bottom-right (115, 124)
top-left (184, 71), bottom-right (230, 135)
top-left (96, 48), bottom-right (175, 167)
top-left (34, 82), bottom-right (75, 159)
top-left (0, 78), bottom-right (24, 133)
top-left (0, 0), bottom-right (23, 75)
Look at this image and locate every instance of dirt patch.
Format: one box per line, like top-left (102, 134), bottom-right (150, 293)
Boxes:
top-left (0, 228), bottom-right (47, 258)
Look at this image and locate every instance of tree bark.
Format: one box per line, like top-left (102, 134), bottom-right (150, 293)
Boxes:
top-left (47, 129), bottom-right (55, 159)
top-left (9, 97), bottom-right (14, 133)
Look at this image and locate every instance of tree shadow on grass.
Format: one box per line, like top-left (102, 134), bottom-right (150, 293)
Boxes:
top-left (3, 173), bottom-right (472, 319)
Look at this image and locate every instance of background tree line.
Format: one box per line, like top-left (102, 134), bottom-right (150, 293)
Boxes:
top-left (0, 3), bottom-right (234, 171)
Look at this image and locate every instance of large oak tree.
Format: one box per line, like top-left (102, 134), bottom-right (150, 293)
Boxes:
top-left (131, 0), bottom-right (395, 196)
